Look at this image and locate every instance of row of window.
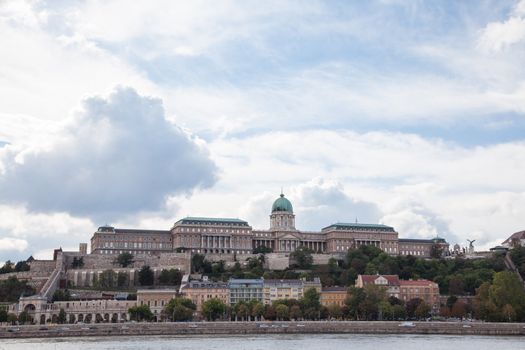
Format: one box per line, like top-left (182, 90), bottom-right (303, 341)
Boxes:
top-left (180, 227), bottom-right (249, 234)
top-left (102, 242), bottom-right (167, 249)
top-left (400, 250), bottom-right (426, 256)
top-left (99, 250), bottom-right (153, 255)
top-left (99, 235), bottom-right (170, 242)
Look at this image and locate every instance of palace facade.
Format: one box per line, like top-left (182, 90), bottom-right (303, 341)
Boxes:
top-left (91, 193), bottom-right (448, 258)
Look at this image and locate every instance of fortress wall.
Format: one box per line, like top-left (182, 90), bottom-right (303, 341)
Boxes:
top-left (64, 252), bottom-right (190, 271)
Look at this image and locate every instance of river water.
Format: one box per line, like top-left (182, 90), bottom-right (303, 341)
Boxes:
top-left (1, 334), bottom-right (523, 350)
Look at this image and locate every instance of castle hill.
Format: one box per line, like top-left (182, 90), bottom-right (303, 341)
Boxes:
top-left (2, 0), bottom-right (525, 347)
top-left (2, 193), bottom-right (525, 338)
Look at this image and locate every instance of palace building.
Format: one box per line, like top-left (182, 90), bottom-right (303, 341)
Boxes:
top-left (90, 193), bottom-right (448, 258)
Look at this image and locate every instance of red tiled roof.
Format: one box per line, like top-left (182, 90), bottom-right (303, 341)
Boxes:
top-left (399, 279), bottom-right (437, 287)
top-left (359, 275), bottom-right (400, 286)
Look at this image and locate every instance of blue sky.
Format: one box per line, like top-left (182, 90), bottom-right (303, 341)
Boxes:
top-left (1, 0), bottom-right (525, 262)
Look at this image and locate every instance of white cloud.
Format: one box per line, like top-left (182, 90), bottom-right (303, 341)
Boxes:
top-left (200, 130), bottom-right (525, 249)
top-left (238, 178), bottom-right (380, 231)
top-left (0, 204), bottom-right (95, 262)
top-left (478, 0), bottom-right (525, 52)
top-left (0, 237), bottom-right (28, 252)
top-left (0, 1), bottom-right (159, 146)
top-left (0, 87), bottom-right (217, 220)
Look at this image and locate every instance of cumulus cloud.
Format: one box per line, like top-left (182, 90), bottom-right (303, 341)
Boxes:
top-left (205, 130), bottom-right (525, 249)
top-left (238, 178), bottom-right (380, 231)
top-left (291, 178), bottom-right (381, 230)
top-left (478, 0), bottom-right (525, 52)
top-left (0, 87), bottom-right (217, 220)
top-left (0, 204), bottom-right (96, 262)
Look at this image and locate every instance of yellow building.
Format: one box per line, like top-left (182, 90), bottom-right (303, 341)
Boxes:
top-left (137, 289), bottom-right (177, 321)
top-left (181, 281), bottom-right (229, 312)
top-left (320, 286), bottom-right (347, 307)
top-left (263, 278), bottom-right (321, 305)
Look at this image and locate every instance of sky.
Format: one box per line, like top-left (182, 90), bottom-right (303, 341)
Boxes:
top-left (1, 0), bottom-right (525, 262)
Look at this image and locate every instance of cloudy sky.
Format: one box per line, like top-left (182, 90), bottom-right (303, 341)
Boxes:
top-left (1, 0), bottom-right (525, 262)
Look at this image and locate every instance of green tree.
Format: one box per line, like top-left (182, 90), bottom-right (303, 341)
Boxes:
top-left (252, 301), bottom-right (265, 321)
top-left (0, 260), bottom-right (14, 274)
top-left (233, 301), bottom-right (251, 321)
top-left (275, 304), bottom-right (289, 320)
top-left (191, 254), bottom-right (206, 273)
top-left (450, 301), bottom-right (467, 319)
top-left (116, 252), bottom-right (134, 268)
top-left (0, 276), bottom-right (36, 302)
top-left (302, 287), bottom-right (321, 309)
top-left (448, 276), bottom-right (465, 295)
top-left (14, 260), bottom-right (30, 272)
top-left (430, 244), bottom-right (443, 259)
top-left (0, 309), bottom-right (8, 323)
top-left (327, 304), bottom-right (343, 320)
top-left (489, 271), bottom-right (525, 311)
top-left (502, 304), bottom-right (517, 322)
top-left (72, 257), bottom-right (84, 269)
top-left (415, 302), bottom-right (431, 320)
top-left (264, 304), bottom-right (276, 321)
top-left (346, 286), bottom-right (366, 320)
top-left (253, 246), bottom-right (273, 254)
top-left (57, 309), bottom-right (67, 324)
top-left (291, 247), bottom-right (314, 269)
top-left (7, 313), bottom-right (17, 325)
top-left (158, 269), bottom-right (182, 285)
top-left (164, 298), bottom-right (196, 321)
top-left (406, 298), bottom-right (423, 319)
top-left (290, 304), bottom-right (302, 320)
top-left (392, 304), bottom-right (406, 320)
top-left (128, 304), bottom-right (153, 321)
top-left (18, 311), bottom-right (31, 325)
top-left (138, 265), bottom-right (154, 286)
top-left (52, 289), bottom-right (71, 302)
top-left (202, 298), bottom-right (227, 321)
top-left (99, 269), bottom-right (116, 288)
top-left (117, 272), bottom-right (128, 287)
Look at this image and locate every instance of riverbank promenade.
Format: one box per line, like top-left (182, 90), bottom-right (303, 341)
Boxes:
top-left (2, 321), bottom-right (525, 339)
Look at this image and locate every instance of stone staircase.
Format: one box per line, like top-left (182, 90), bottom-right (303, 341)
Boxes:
top-left (37, 252), bottom-right (66, 301)
top-left (504, 252), bottom-right (525, 288)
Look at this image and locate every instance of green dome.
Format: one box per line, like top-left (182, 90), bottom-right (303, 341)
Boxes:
top-left (272, 194), bottom-right (293, 213)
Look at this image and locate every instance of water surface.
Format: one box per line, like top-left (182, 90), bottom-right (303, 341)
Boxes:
top-left (1, 334), bottom-right (523, 350)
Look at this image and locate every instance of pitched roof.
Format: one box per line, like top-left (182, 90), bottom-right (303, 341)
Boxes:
top-left (96, 226), bottom-right (170, 234)
top-left (359, 274), bottom-right (400, 286)
top-left (399, 279), bottom-right (437, 287)
top-left (176, 217), bottom-right (250, 226)
top-left (502, 230), bottom-right (525, 245)
top-left (183, 281), bottom-right (228, 289)
top-left (115, 228), bottom-right (170, 235)
top-left (322, 223), bottom-right (395, 232)
top-left (264, 279), bottom-right (303, 286)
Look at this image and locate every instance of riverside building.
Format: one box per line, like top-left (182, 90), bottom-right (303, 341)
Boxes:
top-left (356, 274), bottom-right (440, 314)
top-left (90, 193), bottom-right (449, 258)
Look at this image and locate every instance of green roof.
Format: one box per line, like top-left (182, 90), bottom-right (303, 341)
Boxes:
top-left (272, 194), bottom-right (293, 213)
top-left (322, 222), bottom-right (395, 232)
top-left (177, 217), bottom-right (249, 226)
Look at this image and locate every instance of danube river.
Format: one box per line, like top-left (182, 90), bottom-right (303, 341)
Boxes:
top-left (0, 334), bottom-right (523, 350)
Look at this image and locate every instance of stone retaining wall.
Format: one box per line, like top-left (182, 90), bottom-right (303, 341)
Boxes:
top-left (63, 252), bottom-right (190, 271)
top-left (2, 321), bottom-right (525, 339)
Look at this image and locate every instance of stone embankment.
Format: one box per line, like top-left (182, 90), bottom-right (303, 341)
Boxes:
top-left (2, 321), bottom-right (525, 339)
